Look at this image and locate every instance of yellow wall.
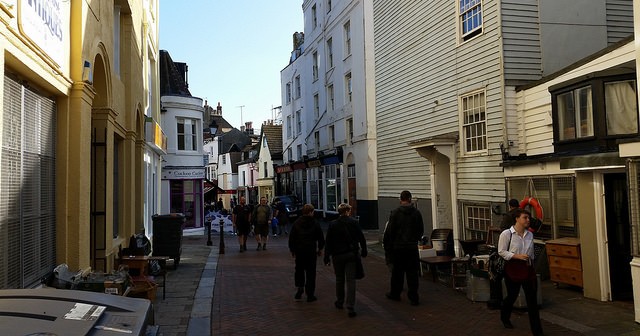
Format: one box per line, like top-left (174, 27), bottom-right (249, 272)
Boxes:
top-left (0, 0), bottom-right (162, 273)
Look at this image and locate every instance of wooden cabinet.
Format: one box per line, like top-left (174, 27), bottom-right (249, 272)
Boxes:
top-left (545, 237), bottom-right (582, 288)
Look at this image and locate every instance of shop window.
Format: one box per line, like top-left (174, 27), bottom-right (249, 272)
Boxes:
top-left (325, 165), bottom-right (338, 212)
top-left (506, 176), bottom-right (577, 240)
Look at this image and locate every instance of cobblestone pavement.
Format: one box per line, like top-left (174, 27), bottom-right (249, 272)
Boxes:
top-left (154, 229), bottom-right (640, 336)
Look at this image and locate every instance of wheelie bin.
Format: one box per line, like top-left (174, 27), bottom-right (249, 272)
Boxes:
top-left (152, 213), bottom-right (185, 269)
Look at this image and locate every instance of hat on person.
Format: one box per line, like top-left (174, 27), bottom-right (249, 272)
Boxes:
top-left (508, 198), bottom-right (520, 208)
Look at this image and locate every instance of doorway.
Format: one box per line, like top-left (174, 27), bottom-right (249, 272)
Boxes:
top-left (604, 173), bottom-right (632, 301)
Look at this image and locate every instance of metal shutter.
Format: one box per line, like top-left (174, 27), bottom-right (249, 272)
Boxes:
top-left (0, 75), bottom-right (56, 289)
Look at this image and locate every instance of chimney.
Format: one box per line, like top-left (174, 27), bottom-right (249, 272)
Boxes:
top-left (240, 125), bottom-right (246, 132)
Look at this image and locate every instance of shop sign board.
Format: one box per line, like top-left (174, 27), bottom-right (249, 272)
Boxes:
top-left (162, 168), bottom-right (205, 180)
top-left (18, 0), bottom-right (68, 67)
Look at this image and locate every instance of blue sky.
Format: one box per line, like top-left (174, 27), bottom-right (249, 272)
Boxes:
top-left (159, 1), bottom-right (303, 130)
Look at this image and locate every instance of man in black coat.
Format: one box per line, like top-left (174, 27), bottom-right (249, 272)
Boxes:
top-left (383, 190), bottom-right (424, 306)
top-left (288, 204), bottom-right (325, 303)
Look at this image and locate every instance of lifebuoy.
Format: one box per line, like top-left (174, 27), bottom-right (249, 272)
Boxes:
top-left (520, 196), bottom-right (543, 232)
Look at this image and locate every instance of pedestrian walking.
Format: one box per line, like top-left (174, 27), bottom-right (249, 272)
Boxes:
top-left (499, 208), bottom-right (544, 336)
top-left (488, 198), bottom-right (521, 309)
top-left (216, 197), bottom-right (224, 212)
top-left (288, 204), bottom-right (325, 303)
top-left (232, 196), bottom-right (252, 252)
top-left (252, 197), bottom-right (272, 250)
top-left (324, 203), bottom-right (367, 317)
top-left (383, 190), bottom-right (424, 306)
top-left (274, 200), bottom-right (290, 236)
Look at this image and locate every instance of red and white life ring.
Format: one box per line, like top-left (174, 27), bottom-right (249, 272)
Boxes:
top-left (520, 197), bottom-right (543, 231)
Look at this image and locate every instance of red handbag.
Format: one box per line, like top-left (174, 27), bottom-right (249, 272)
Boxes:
top-left (504, 259), bottom-right (532, 283)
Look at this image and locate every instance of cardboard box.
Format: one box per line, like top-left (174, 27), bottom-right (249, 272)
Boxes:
top-left (75, 273), bottom-right (129, 295)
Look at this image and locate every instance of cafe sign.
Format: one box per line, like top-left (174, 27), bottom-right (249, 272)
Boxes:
top-left (162, 168), bottom-right (205, 180)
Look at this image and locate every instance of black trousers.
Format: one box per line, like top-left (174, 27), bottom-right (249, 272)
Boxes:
top-left (501, 268), bottom-right (543, 335)
top-left (388, 249), bottom-right (420, 303)
top-left (294, 250), bottom-right (317, 297)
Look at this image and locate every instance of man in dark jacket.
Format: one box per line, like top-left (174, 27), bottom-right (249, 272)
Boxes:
top-left (324, 203), bottom-right (368, 317)
top-left (288, 204), bottom-right (325, 303)
top-left (383, 190), bottom-right (424, 306)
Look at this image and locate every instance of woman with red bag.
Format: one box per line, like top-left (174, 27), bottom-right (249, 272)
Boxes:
top-left (498, 208), bottom-right (544, 336)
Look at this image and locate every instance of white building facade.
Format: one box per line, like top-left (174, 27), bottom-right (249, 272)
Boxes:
top-left (160, 95), bottom-right (206, 228)
top-left (279, 0), bottom-right (378, 226)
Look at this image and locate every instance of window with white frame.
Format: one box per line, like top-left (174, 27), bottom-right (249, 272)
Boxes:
top-left (462, 204), bottom-right (492, 240)
top-left (345, 72), bottom-right (352, 102)
top-left (297, 144), bottom-right (302, 160)
top-left (314, 131), bottom-right (320, 152)
top-left (263, 161), bottom-right (268, 178)
top-left (288, 148), bottom-right (293, 162)
top-left (460, 90), bottom-right (487, 153)
top-left (344, 21), bottom-right (351, 56)
top-left (286, 83), bottom-right (292, 104)
top-left (346, 118), bottom-right (353, 144)
top-left (327, 84), bottom-right (334, 111)
top-left (313, 94), bottom-right (320, 120)
top-left (286, 115), bottom-right (292, 139)
top-left (327, 38), bottom-right (333, 68)
top-left (296, 110), bottom-right (302, 134)
top-left (459, 0), bottom-right (482, 41)
top-left (313, 51), bottom-right (319, 81)
top-left (295, 75), bottom-right (301, 99)
top-left (222, 155), bottom-right (226, 165)
top-left (177, 118), bottom-right (198, 151)
top-left (312, 4), bottom-right (317, 28)
top-left (328, 125), bottom-right (335, 148)
top-left (347, 164), bottom-right (356, 178)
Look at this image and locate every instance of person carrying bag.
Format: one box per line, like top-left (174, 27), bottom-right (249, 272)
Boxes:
top-left (498, 208), bottom-right (543, 336)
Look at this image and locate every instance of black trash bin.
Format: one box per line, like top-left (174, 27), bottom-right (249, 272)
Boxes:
top-left (152, 213), bottom-right (185, 269)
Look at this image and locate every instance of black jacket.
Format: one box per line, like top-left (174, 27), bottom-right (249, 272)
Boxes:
top-left (288, 215), bottom-right (325, 253)
top-left (383, 205), bottom-right (424, 250)
top-left (324, 216), bottom-right (367, 264)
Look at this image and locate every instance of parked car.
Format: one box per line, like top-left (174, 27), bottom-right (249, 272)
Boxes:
top-left (272, 195), bottom-right (302, 220)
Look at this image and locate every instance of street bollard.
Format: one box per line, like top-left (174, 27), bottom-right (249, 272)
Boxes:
top-left (219, 218), bottom-right (225, 254)
top-left (206, 221), bottom-right (213, 246)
